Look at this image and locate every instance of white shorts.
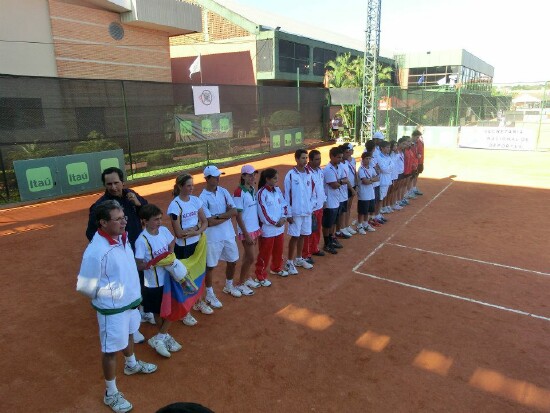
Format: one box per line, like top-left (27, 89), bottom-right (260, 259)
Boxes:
top-left (379, 185), bottom-right (389, 200)
top-left (287, 215), bottom-right (312, 237)
top-left (97, 308), bottom-right (141, 353)
top-left (206, 238), bottom-right (239, 267)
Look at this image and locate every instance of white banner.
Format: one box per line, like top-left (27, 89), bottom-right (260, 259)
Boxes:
top-left (459, 127), bottom-right (536, 151)
top-left (192, 86), bottom-right (220, 115)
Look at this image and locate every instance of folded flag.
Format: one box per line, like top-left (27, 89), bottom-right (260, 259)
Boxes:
top-left (160, 234), bottom-right (207, 321)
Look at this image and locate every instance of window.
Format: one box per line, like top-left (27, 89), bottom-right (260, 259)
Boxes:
top-left (313, 48), bottom-right (337, 76)
top-left (278, 40), bottom-right (310, 74)
top-left (0, 98), bottom-right (45, 130)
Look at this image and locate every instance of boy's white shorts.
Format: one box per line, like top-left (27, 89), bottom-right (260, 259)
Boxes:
top-left (206, 238), bottom-right (239, 267)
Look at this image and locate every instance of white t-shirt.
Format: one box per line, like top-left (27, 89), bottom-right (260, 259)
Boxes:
top-left (369, 158), bottom-right (380, 188)
top-left (357, 165), bottom-right (376, 201)
top-left (199, 186), bottom-right (237, 242)
top-left (338, 163), bottom-right (348, 202)
top-left (344, 158), bottom-right (357, 187)
top-left (167, 195), bottom-right (203, 246)
top-left (233, 185), bottom-right (260, 234)
top-left (323, 163), bottom-right (341, 209)
top-left (134, 226), bottom-right (174, 288)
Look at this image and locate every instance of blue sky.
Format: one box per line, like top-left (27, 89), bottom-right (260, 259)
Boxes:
top-left (222, 0), bottom-right (548, 84)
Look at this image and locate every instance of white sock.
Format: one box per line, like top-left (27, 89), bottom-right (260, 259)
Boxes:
top-left (124, 354), bottom-right (136, 368)
top-left (105, 379), bottom-right (118, 396)
top-left (206, 286), bottom-right (214, 295)
top-left (225, 279), bottom-right (233, 288)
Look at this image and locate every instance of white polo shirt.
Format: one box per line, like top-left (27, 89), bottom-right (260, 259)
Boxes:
top-left (199, 186), bottom-right (236, 242)
top-left (233, 185), bottom-right (260, 235)
top-left (323, 163), bottom-right (341, 209)
top-left (357, 165), bottom-right (376, 201)
top-left (134, 226), bottom-right (174, 288)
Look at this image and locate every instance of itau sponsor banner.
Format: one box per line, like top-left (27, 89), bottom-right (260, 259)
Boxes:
top-left (459, 127), bottom-right (536, 151)
top-left (192, 86), bottom-right (220, 115)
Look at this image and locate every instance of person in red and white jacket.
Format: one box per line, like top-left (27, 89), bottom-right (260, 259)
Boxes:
top-left (255, 168), bottom-right (290, 285)
top-left (283, 149), bottom-right (315, 275)
top-left (411, 129), bottom-right (425, 196)
top-left (301, 149), bottom-right (326, 262)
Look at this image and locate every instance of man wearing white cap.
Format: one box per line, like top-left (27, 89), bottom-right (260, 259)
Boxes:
top-left (199, 165), bottom-right (241, 309)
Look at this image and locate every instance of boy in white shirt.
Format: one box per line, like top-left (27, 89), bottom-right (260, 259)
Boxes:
top-left (134, 204), bottom-right (182, 358)
top-left (284, 149), bottom-right (315, 275)
top-left (199, 165), bottom-right (241, 309)
top-left (356, 152), bottom-right (378, 233)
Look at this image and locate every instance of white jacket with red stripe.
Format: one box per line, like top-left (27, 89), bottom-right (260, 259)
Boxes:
top-left (257, 185), bottom-right (288, 238)
top-left (283, 167), bottom-right (314, 216)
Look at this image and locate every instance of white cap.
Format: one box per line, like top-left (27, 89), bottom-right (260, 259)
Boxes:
top-left (203, 165), bottom-right (225, 178)
top-left (373, 131), bottom-right (385, 140)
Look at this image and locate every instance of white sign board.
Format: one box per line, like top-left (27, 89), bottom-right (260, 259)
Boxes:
top-left (459, 127), bottom-right (536, 151)
top-left (192, 86), bottom-right (220, 115)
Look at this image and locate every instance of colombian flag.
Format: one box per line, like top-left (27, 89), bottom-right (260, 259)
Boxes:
top-left (160, 234), bottom-right (206, 321)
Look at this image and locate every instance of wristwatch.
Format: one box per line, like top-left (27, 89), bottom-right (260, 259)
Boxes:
top-left (215, 215), bottom-right (220, 219)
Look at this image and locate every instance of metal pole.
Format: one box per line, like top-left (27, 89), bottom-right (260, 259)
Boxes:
top-left (121, 81), bottom-right (134, 177)
top-left (455, 85), bottom-right (462, 127)
top-left (297, 67), bottom-right (300, 112)
top-left (536, 81), bottom-right (547, 150)
top-left (0, 147), bottom-right (9, 201)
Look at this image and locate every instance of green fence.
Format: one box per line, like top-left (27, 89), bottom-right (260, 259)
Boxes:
top-left (0, 75), bottom-right (329, 203)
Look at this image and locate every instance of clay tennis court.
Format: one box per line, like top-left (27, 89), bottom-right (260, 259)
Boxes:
top-left (1, 145), bottom-right (549, 413)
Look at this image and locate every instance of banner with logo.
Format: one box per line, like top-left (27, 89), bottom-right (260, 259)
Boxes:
top-left (192, 85), bottom-right (220, 115)
top-left (459, 127), bottom-right (536, 151)
top-left (175, 112), bottom-right (233, 142)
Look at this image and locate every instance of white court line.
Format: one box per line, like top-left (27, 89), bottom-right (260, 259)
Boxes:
top-left (353, 269), bottom-right (550, 322)
top-left (352, 181), bottom-right (454, 272)
top-left (387, 243), bottom-right (550, 277)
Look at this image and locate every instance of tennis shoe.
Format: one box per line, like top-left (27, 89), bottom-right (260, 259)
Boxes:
top-left (104, 391), bottom-right (132, 413)
top-left (182, 313), bottom-right (197, 326)
top-left (193, 300), bottom-right (214, 315)
top-left (365, 224), bottom-right (376, 232)
top-left (256, 278), bottom-right (272, 287)
top-left (132, 330), bottom-right (145, 344)
top-left (245, 277), bottom-right (261, 289)
top-left (270, 269), bottom-right (289, 277)
top-left (222, 284), bottom-right (242, 298)
top-left (164, 334), bottom-right (182, 352)
top-left (305, 257), bottom-right (315, 265)
top-left (323, 245), bottom-right (338, 254)
top-left (414, 189), bottom-right (423, 195)
top-left (140, 312), bottom-right (156, 325)
top-left (124, 360), bottom-right (157, 375)
top-left (357, 226), bottom-right (367, 235)
top-left (393, 204), bottom-right (403, 210)
top-left (236, 284), bottom-right (255, 296)
top-left (331, 238), bottom-right (343, 248)
top-left (295, 257), bottom-right (313, 269)
top-left (206, 292), bottom-right (223, 308)
top-left (312, 250), bottom-right (326, 257)
top-left (285, 261), bottom-right (299, 275)
top-left (148, 337), bottom-right (171, 358)
top-left (335, 231), bottom-right (351, 239)
top-left (346, 226), bottom-right (357, 235)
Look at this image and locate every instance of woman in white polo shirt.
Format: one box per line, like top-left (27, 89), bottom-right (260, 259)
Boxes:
top-left (167, 173), bottom-right (210, 324)
top-left (233, 165), bottom-right (262, 295)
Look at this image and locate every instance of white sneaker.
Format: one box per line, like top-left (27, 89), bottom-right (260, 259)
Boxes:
top-left (141, 312), bottom-right (156, 325)
top-left (133, 330), bottom-right (145, 344)
top-left (346, 226), bottom-right (357, 235)
top-left (341, 228), bottom-right (353, 237)
top-left (193, 300), bottom-right (214, 315)
top-left (104, 391), bottom-right (132, 413)
top-left (205, 292), bottom-right (223, 308)
top-left (357, 226), bottom-right (367, 235)
top-left (269, 269), bottom-right (289, 277)
top-left (366, 224), bottom-right (376, 232)
top-left (256, 278), bottom-right (272, 287)
top-left (236, 283), bottom-right (255, 296)
top-left (285, 261), bottom-right (299, 275)
top-left (351, 219), bottom-right (358, 226)
top-left (245, 277), bottom-right (261, 288)
top-left (222, 284), bottom-right (242, 298)
top-left (164, 334), bottom-right (182, 352)
top-left (393, 204), bottom-right (403, 210)
top-left (148, 336), bottom-right (171, 358)
top-left (295, 257), bottom-right (313, 270)
top-left (182, 313), bottom-right (197, 326)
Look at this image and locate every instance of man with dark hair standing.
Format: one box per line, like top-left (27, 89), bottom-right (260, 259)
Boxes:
top-left (85, 167), bottom-right (150, 341)
top-left (77, 200), bottom-right (157, 413)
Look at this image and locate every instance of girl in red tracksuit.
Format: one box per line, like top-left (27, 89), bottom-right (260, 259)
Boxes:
top-left (255, 168), bottom-right (289, 286)
top-left (403, 138), bottom-right (418, 199)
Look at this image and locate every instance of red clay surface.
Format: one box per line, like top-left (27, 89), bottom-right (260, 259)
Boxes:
top-left (0, 146), bottom-right (549, 413)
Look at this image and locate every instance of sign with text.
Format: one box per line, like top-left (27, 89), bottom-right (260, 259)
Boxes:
top-left (459, 127), bottom-right (536, 151)
top-left (14, 149), bottom-right (124, 201)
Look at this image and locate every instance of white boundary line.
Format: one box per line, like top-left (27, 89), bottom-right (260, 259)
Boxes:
top-left (352, 181), bottom-right (454, 272)
top-left (353, 268), bottom-right (550, 322)
top-left (351, 180), bottom-right (550, 323)
top-left (387, 243), bottom-right (550, 277)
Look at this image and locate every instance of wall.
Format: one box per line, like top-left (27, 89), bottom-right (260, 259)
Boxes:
top-left (0, 0), bottom-right (58, 77)
top-left (48, 0), bottom-right (172, 82)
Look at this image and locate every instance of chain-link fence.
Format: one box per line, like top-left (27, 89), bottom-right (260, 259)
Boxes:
top-left (0, 75), bottom-right (328, 203)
